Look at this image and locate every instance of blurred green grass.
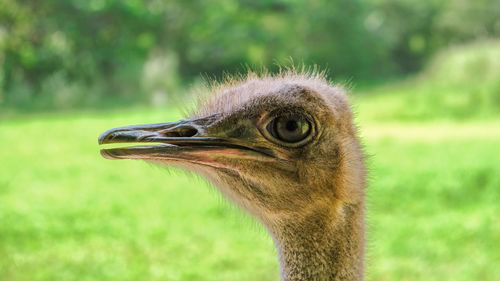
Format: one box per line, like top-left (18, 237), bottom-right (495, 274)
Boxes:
top-left (0, 109), bottom-right (278, 281)
top-left (1, 108), bottom-right (499, 281)
top-left (1, 41), bottom-right (500, 280)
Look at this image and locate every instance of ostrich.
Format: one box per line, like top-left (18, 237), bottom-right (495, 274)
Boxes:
top-left (98, 71), bottom-right (366, 281)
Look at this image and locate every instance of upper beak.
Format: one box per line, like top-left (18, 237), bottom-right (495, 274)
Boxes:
top-left (98, 117), bottom-right (275, 165)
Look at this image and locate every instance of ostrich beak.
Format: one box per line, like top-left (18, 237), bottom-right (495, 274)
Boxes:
top-left (98, 117), bottom-right (276, 166)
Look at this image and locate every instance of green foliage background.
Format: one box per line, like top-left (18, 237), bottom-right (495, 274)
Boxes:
top-left (1, 0), bottom-right (499, 111)
top-left (1, 1), bottom-right (499, 280)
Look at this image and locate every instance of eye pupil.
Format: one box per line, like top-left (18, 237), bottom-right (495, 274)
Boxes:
top-left (266, 114), bottom-right (311, 144)
top-left (285, 120), bottom-right (298, 131)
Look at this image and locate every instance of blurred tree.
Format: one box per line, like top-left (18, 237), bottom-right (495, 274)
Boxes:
top-left (369, 0), bottom-right (500, 72)
top-left (0, 0), bottom-right (498, 110)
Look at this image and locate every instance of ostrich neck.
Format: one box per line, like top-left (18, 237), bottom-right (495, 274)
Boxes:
top-left (269, 202), bottom-right (365, 281)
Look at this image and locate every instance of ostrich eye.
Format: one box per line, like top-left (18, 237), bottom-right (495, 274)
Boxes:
top-left (267, 114), bottom-right (311, 143)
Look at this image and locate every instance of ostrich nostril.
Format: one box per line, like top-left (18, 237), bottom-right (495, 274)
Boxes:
top-left (179, 127), bottom-right (198, 137)
top-left (163, 126), bottom-right (198, 138)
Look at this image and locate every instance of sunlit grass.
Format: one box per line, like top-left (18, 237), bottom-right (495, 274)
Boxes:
top-left (0, 109), bottom-right (278, 281)
top-left (1, 108), bottom-right (499, 281)
top-left (365, 135), bottom-right (500, 281)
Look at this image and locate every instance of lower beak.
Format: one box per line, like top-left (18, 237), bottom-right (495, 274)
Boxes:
top-left (98, 119), bottom-right (273, 165)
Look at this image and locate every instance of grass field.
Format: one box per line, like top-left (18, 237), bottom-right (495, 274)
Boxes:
top-left (1, 105), bottom-right (499, 281)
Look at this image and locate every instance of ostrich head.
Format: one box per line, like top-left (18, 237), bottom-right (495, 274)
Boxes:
top-left (99, 71), bottom-right (366, 280)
